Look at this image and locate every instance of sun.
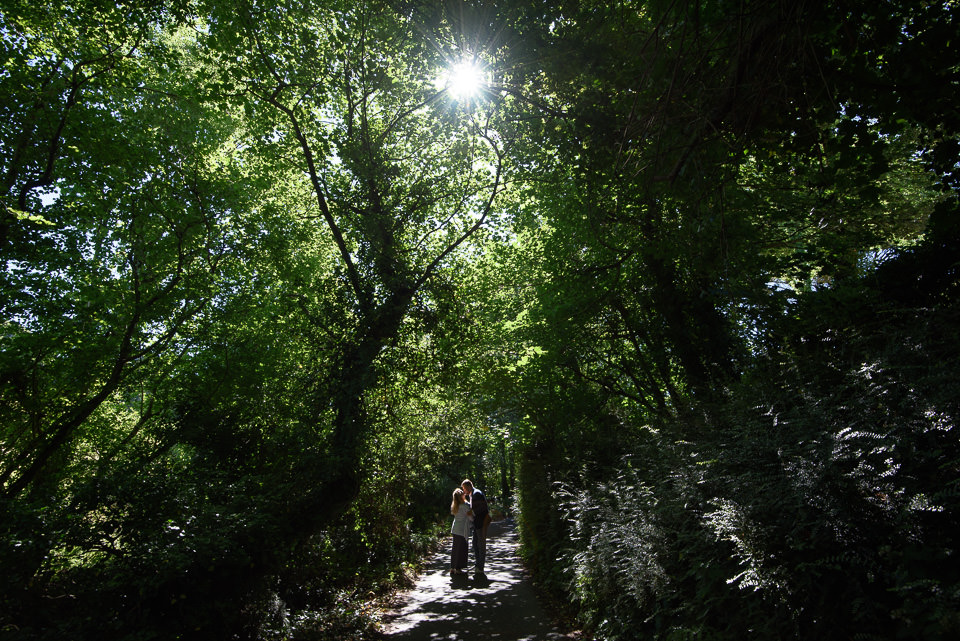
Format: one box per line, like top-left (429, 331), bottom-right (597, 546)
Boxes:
top-left (438, 60), bottom-right (486, 100)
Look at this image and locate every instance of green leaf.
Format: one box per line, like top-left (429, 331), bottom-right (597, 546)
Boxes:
top-left (6, 206), bottom-right (55, 226)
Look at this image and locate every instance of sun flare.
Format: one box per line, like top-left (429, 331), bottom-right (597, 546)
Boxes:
top-left (438, 60), bottom-right (486, 100)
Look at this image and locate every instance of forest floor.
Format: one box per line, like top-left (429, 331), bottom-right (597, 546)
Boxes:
top-left (377, 518), bottom-right (587, 640)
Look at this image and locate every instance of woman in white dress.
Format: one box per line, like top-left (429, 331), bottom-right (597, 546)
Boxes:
top-left (450, 488), bottom-right (473, 575)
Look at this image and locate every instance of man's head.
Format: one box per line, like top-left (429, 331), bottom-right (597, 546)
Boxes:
top-left (461, 479), bottom-right (474, 493)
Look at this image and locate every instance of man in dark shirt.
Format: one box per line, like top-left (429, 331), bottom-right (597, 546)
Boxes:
top-left (461, 479), bottom-right (489, 575)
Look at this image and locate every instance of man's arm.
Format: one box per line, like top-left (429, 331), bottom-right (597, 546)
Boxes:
top-left (473, 491), bottom-right (489, 517)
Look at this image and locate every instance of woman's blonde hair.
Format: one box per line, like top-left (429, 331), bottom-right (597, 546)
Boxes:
top-left (450, 488), bottom-right (465, 515)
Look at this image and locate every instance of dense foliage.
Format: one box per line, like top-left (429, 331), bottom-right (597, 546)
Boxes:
top-left (2, 0), bottom-right (958, 639)
top-left (472, 1), bottom-right (960, 640)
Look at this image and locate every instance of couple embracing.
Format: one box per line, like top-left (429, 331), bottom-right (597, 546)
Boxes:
top-left (450, 479), bottom-right (490, 577)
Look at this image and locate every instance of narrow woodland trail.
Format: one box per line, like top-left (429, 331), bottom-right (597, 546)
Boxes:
top-left (379, 519), bottom-right (579, 640)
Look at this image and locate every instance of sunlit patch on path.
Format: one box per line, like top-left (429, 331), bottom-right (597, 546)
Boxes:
top-left (380, 519), bottom-right (573, 640)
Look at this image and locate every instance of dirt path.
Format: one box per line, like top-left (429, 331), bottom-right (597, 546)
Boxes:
top-left (379, 519), bottom-right (576, 640)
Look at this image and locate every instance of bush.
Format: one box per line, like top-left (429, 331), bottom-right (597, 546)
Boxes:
top-left (513, 284), bottom-right (960, 640)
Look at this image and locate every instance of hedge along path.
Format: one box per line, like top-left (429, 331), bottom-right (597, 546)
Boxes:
top-left (379, 518), bottom-right (580, 640)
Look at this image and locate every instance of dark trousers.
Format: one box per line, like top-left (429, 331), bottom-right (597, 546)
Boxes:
top-left (471, 525), bottom-right (486, 572)
top-left (451, 534), bottom-right (468, 570)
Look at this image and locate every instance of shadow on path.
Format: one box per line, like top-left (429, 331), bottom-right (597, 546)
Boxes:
top-left (380, 519), bottom-right (572, 640)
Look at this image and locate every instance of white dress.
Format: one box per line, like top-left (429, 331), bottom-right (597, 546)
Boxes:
top-left (451, 502), bottom-right (472, 538)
